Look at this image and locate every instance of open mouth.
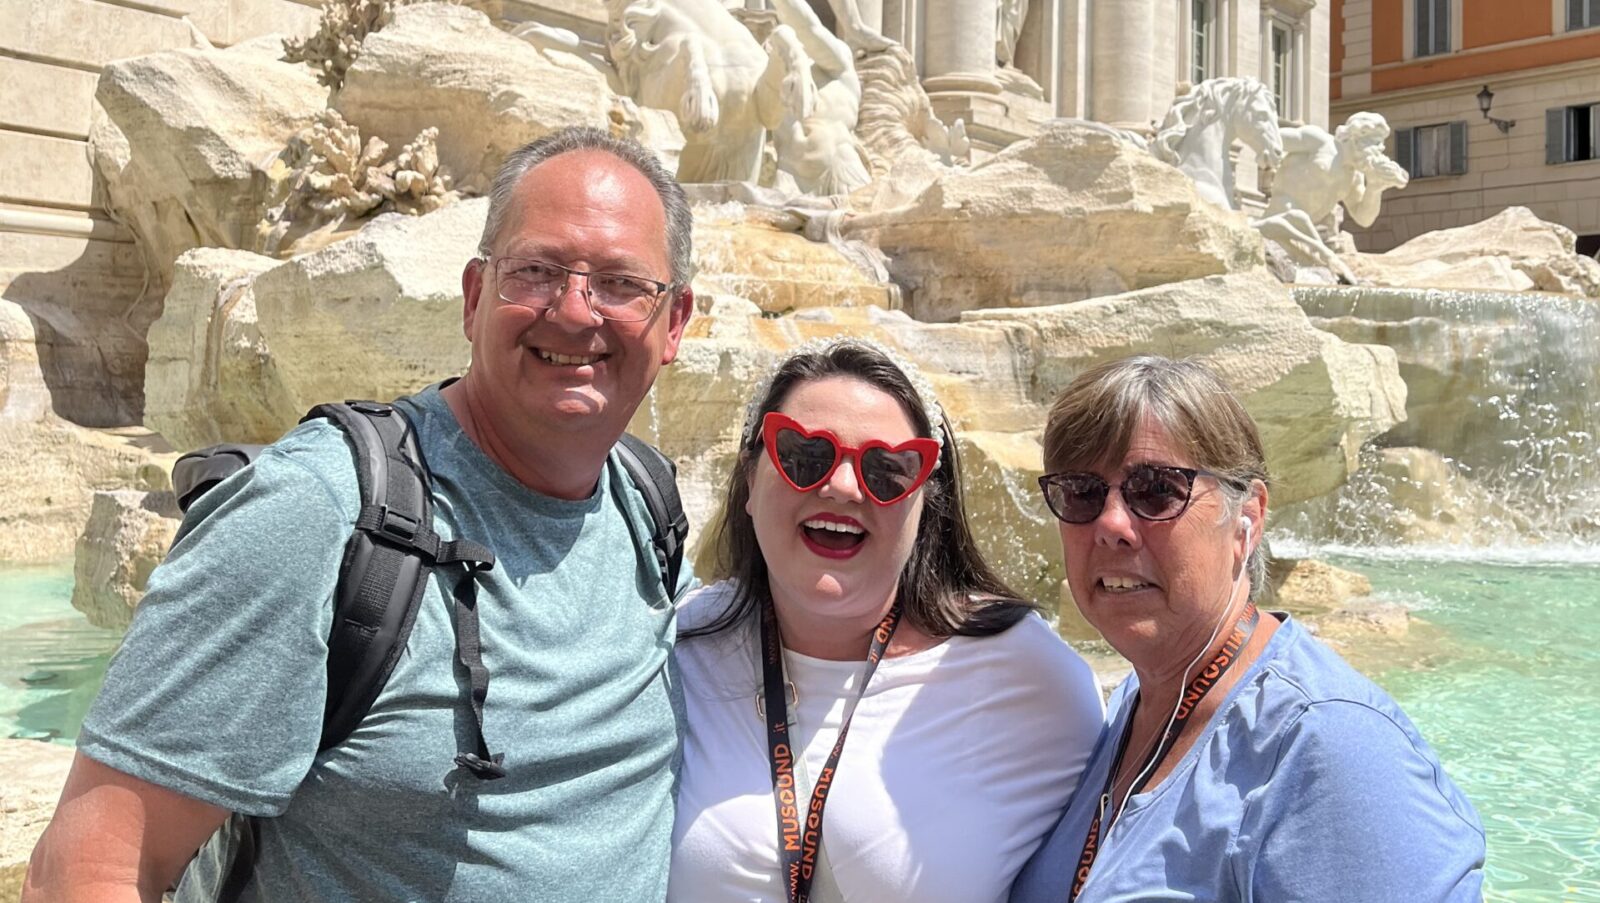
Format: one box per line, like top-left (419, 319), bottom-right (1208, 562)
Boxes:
top-left (1098, 576), bottom-right (1156, 593)
top-left (534, 348), bottom-right (604, 367)
top-left (800, 517), bottom-right (867, 558)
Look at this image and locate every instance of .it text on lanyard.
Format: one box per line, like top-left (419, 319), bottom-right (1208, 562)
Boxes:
top-left (1068, 602), bottom-right (1261, 902)
top-left (761, 602), bottom-right (901, 903)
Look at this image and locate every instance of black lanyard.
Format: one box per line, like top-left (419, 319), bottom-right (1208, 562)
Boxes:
top-left (1068, 603), bottom-right (1260, 902)
top-left (761, 602), bottom-right (901, 903)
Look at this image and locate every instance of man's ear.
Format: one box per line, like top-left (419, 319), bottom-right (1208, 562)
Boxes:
top-left (462, 257), bottom-right (486, 340)
top-left (659, 284), bottom-right (695, 365)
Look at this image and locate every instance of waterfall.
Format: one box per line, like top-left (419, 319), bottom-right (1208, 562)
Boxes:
top-left (1285, 286), bottom-right (1600, 547)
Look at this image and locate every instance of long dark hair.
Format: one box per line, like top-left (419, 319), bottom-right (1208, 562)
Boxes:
top-left (684, 341), bottom-right (1035, 639)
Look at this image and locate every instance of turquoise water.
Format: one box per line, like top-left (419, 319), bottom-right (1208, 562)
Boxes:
top-left (0, 565), bottom-right (122, 745)
top-left (1310, 548), bottom-right (1600, 903)
top-left (2, 556), bottom-right (1596, 899)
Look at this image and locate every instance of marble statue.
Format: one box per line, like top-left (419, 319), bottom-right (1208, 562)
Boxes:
top-left (996, 0), bottom-right (1027, 67)
top-left (603, 0), bottom-right (783, 183)
top-left (822, 0), bottom-right (896, 54)
top-left (1252, 112), bottom-right (1409, 282)
top-left (1152, 77), bottom-right (1285, 211)
top-left (855, 44), bottom-right (969, 174)
top-left (765, 0), bottom-right (873, 195)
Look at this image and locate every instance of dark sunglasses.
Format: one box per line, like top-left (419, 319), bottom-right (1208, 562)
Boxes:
top-left (1037, 464), bottom-right (1238, 524)
top-left (761, 412), bottom-right (939, 506)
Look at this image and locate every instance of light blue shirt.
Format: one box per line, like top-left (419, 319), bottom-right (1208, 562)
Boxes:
top-left (1010, 615), bottom-right (1485, 903)
top-left (80, 385), bottom-right (686, 901)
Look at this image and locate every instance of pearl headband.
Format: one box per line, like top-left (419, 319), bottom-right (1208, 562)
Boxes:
top-left (739, 337), bottom-right (948, 464)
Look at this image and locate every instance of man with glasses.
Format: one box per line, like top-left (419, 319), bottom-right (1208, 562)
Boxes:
top-left (26, 127), bottom-right (695, 902)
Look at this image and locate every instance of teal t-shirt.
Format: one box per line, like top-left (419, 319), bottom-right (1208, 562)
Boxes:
top-left (79, 385), bottom-right (685, 901)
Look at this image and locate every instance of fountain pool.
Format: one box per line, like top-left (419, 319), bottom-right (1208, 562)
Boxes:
top-left (4, 550), bottom-right (1596, 899)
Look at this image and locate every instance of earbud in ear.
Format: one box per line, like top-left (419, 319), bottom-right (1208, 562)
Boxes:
top-left (1239, 515), bottom-right (1253, 537)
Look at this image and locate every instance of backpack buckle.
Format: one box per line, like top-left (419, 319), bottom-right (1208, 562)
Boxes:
top-left (375, 505), bottom-right (420, 544)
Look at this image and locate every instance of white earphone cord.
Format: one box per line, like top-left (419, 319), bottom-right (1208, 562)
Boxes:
top-left (1112, 516), bottom-right (1253, 820)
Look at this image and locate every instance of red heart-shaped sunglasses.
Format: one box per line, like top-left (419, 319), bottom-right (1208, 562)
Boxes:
top-left (761, 412), bottom-right (940, 506)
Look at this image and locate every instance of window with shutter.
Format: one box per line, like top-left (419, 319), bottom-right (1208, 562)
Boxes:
top-left (1572, 0), bottom-right (1599, 30)
top-left (1549, 107), bottom-right (1571, 164)
top-left (1416, 0), bottom-right (1450, 57)
top-left (1447, 121), bottom-right (1468, 175)
top-left (1395, 128), bottom-right (1415, 177)
top-left (1402, 123), bottom-right (1461, 178)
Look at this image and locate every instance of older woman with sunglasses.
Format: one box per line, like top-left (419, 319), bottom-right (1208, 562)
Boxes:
top-left (1010, 355), bottom-right (1485, 903)
top-left (668, 340), bottom-right (1103, 903)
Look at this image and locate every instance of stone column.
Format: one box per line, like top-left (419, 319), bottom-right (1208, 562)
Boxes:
top-left (922, 0), bottom-right (1003, 95)
top-left (1090, 0), bottom-right (1155, 128)
top-left (920, 0), bottom-right (1010, 151)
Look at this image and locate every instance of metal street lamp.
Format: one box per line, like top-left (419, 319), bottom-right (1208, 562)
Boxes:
top-left (1477, 85), bottom-right (1516, 134)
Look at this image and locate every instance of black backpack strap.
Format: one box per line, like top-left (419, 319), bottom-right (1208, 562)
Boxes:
top-left (614, 433), bottom-right (689, 602)
top-left (172, 444), bottom-right (266, 514)
top-left (299, 401), bottom-right (500, 778)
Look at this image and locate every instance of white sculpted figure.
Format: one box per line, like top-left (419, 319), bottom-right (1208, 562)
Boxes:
top-left (765, 0), bottom-right (872, 195)
top-left (604, 0), bottom-right (785, 183)
top-left (1253, 112), bottom-right (1410, 283)
top-left (997, 0), bottom-right (1028, 67)
top-left (1152, 77), bottom-right (1285, 211)
top-left (822, 0), bottom-right (896, 54)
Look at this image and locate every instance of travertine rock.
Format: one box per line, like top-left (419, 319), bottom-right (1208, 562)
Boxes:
top-left (0, 300), bottom-right (52, 422)
top-left (0, 420), bottom-right (176, 564)
top-left (966, 271), bottom-right (1408, 505)
top-left (0, 739), bottom-right (75, 901)
top-left (1267, 557), bottom-right (1373, 616)
top-left (282, 0), bottom-right (411, 89)
top-left (247, 198), bottom-right (484, 415)
top-left (90, 37), bottom-right (328, 295)
top-left (144, 249), bottom-right (295, 451)
top-left (333, 2), bottom-right (618, 195)
top-left (72, 490), bottom-right (181, 630)
top-left (1350, 206), bottom-right (1600, 298)
top-left (691, 205), bottom-right (894, 312)
top-left (845, 120), bottom-right (1264, 320)
top-left (648, 271), bottom-right (1404, 602)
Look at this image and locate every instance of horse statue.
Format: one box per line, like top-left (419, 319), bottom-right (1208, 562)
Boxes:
top-left (1152, 77), bottom-right (1285, 211)
top-left (1253, 112), bottom-right (1410, 283)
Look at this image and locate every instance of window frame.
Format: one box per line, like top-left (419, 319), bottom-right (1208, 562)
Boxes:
top-left (1191, 0), bottom-right (1215, 84)
top-left (1414, 0), bottom-right (1451, 58)
top-left (1395, 121), bottom-right (1469, 179)
top-left (1547, 102), bottom-right (1600, 164)
top-left (1570, 0), bottom-right (1600, 32)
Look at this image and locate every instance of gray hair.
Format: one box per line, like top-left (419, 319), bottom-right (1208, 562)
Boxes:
top-left (1042, 355), bottom-right (1271, 600)
top-left (477, 126), bottom-right (694, 286)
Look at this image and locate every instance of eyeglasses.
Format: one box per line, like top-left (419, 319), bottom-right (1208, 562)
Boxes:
top-left (1037, 465), bottom-right (1239, 524)
top-left (761, 412), bottom-right (939, 506)
top-left (483, 256), bottom-right (670, 322)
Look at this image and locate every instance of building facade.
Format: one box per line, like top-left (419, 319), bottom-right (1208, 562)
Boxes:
top-left (1333, 0), bottom-right (1600, 254)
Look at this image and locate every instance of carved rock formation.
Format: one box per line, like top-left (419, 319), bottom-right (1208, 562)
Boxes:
top-left (90, 38), bottom-right (327, 296)
top-left (258, 112), bottom-right (460, 255)
top-left (282, 0), bottom-right (412, 89)
top-left (334, 2), bottom-right (619, 194)
top-left (0, 740), bottom-right (76, 899)
top-left (845, 120), bottom-right (1265, 320)
top-left (1349, 206), bottom-right (1600, 298)
top-left (72, 490), bottom-right (182, 630)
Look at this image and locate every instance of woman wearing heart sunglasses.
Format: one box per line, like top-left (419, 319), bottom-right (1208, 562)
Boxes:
top-left (1010, 355), bottom-right (1484, 903)
top-left (667, 339), bottom-right (1103, 903)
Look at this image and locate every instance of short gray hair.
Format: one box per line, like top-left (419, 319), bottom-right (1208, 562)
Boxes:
top-left (1043, 355), bottom-right (1271, 600)
top-left (477, 127), bottom-right (694, 286)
